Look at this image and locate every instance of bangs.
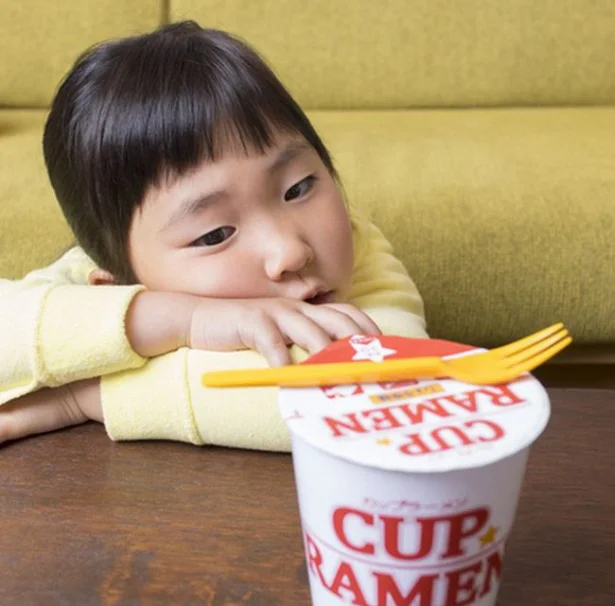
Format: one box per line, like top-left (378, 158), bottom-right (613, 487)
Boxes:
top-left (94, 25), bottom-right (328, 195)
top-left (151, 59), bottom-right (302, 183)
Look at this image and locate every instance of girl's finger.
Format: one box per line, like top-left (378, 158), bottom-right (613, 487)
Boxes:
top-left (237, 309), bottom-right (291, 367)
top-left (276, 311), bottom-right (332, 356)
top-left (322, 303), bottom-right (382, 336)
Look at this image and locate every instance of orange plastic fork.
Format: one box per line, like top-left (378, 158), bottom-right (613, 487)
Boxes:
top-left (202, 323), bottom-right (572, 388)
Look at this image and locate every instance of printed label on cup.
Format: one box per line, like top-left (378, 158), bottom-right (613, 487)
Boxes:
top-left (279, 336), bottom-right (551, 606)
top-left (279, 336), bottom-right (550, 473)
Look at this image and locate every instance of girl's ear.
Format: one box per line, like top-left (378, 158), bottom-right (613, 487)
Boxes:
top-left (87, 268), bottom-right (117, 285)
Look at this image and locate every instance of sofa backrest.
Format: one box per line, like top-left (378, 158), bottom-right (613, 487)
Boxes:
top-left (175, 0), bottom-right (615, 109)
top-left (0, 0), bottom-right (163, 108)
top-left (1, 0), bottom-right (614, 109)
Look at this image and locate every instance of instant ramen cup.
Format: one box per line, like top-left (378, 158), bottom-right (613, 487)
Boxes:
top-left (278, 335), bottom-right (550, 606)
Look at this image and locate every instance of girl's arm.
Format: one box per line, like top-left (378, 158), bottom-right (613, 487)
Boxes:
top-left (96, 214), bottom-right (428, 451)
top-left (2, 214), bottom-right (428, 450)
top-left (0, 248), bottom-right (147, 406)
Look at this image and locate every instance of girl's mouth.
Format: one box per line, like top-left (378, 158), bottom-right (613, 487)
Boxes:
top-left (305, 290), bottom-right (336, 305)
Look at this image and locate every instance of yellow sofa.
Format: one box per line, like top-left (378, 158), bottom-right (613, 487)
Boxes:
top-left (1, 0), bottom-right (614, 357)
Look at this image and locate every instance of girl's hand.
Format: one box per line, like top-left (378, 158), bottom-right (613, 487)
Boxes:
top-left (187, 298), bottom-right (381, 366)
top-left (124, 291), bottom-right (380, 366)
top-left (0, 296), bottom-right (380, 443)
top-left (0, 378), bottom-right (101, 445)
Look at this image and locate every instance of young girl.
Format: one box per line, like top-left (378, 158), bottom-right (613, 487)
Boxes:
top-left (0, 22), bottom-right (427, 449)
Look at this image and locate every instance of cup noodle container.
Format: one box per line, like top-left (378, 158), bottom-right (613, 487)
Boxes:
top-left (278, 335), bottom-right (550, 606)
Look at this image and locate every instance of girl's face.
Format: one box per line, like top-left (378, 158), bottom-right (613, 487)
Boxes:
top-left (124, 134), bottom-right (354, 304)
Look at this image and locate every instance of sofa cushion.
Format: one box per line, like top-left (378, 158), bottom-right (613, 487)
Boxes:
top-left (0, 1), bottom-right (162, 107)
top-left (1, 107), bottom-right (613, 347)
top-left (172, 0), bottom-right (615, 109)
top-left (309, 106), bottom-right (615, 346)
top-left (0, 111), bottom-right (73, 272)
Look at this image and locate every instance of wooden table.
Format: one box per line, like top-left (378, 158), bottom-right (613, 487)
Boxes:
top-left (1, 382), bottom-right (613, 605)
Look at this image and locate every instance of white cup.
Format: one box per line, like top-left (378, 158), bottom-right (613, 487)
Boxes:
top-left (279, 336), bottom-right (550, 606)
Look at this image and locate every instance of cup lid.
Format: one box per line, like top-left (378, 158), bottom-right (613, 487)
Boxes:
top-left (278, 336), bottom-right (550, 472)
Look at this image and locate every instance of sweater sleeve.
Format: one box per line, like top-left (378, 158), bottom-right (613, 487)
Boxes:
top-left (347, 212), bottom-right (428, 338)
top-left (0, 248), bottom-right (146, 405)
top-left (101, 213), bottom-right (427, 451)
top-left (102, 347), bottom-right (297, 451)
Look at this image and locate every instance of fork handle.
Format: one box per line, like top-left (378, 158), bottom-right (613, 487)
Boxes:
top-left (202, 357), bottom-right (443, 388)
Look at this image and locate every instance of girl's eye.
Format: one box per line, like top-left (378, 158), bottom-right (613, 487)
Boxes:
top-left (190, 226), bottom-right (236, 247)
top-left (284, 175), bottom-right (317, 202)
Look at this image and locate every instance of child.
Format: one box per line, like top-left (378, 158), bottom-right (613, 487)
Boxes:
top-left (0, 22), bottom-right (427, 449)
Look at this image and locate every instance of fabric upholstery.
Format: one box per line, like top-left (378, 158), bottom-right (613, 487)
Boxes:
top-left (0, 0), bottom-right (163, 107)
top-left (172, 0), bottom-right (615, 109)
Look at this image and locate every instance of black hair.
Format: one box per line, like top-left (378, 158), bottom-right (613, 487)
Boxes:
top-left (43, 21), bottom-right (337, 284)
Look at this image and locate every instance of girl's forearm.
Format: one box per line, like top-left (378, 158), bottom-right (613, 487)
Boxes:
top-left (0, 378), bottom-right (102, 444)
top-left (124, 291), bottom-right (198, 358)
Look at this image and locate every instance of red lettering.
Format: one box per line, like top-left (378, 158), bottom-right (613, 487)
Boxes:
top-left (439, 391), bottom-right (479, 413)
top-left (333, 507), bottom-right (375, 555)
top-left (480, 385), bottom-right (524, 407)
top-left (400, 420), bottom-right (505, 457)
top-left (399, 433), bottom-right (440, 455)
top-left (307, 524), bottom-right (503, 605)
top-left (479, 550), bottom-right (503, 597)
top-left (375, 572), bottom-right (437, 606)
top-left (361, 407), bottom-right (405, 431)
top-left (323, 386), bottom-right (522, 439)
top-left (329, 561), bottom-right (369, 605)
top-left (464, 419), bottom-right (504, 442)
top-left (444, 561), bottom-right (482, 606)
top-left (323, 413), bottom-right (367, 438)
top-left (399, 426), bottom-right (471, 456)
top-left (441, 508), bottom-right (489, 558)
top-left (431, 426), bottom-right (474, 449)
top-left (399, 400), bottom-right (452, 424)
top-left (304, 532), bottom-right (328, 588)
top-left (383, 516), bottom-right (436, 560)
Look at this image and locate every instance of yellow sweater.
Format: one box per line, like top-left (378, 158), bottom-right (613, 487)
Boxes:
top-left (0, 215), bottom-right (426, 451)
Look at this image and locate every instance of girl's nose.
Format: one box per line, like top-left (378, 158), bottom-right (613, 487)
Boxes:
top-left (264, 224), bottom-right (314, 281)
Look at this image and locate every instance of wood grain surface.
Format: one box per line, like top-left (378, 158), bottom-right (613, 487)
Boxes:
top-left (1, 385), bottom-right (613, 605)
